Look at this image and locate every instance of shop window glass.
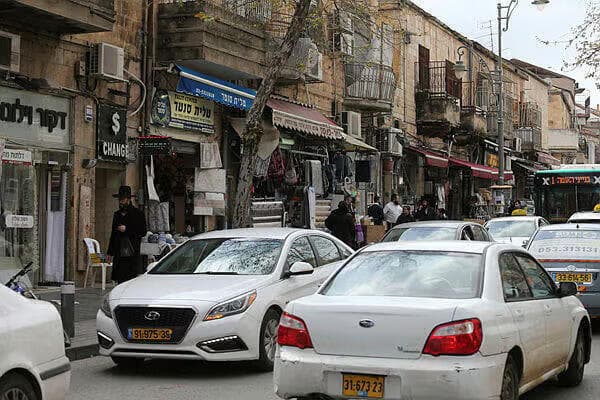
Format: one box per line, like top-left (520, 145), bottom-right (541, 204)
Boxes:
top-left (0, 162), bottom-right (38, 278)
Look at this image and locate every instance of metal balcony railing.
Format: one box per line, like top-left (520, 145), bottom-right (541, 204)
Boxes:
top-left (514, 127), bottom-right (542, 149)
top-left (415, 61), bottom-right (462, 99)
top-left (344, 63), bottom-right (396, 103)
top-left (515, 102), bottom-right (542, 130)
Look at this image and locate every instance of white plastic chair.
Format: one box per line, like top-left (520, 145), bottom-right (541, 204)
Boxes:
top-left (83, 238), bottom-right (112, 291)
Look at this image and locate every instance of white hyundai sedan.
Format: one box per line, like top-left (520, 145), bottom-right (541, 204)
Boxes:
top-left (274, 241), bottom-right (591, 400)
top-left (97, 228), bottom-right (353, 370)
top-left (0, 286), bottom-right (71, 400)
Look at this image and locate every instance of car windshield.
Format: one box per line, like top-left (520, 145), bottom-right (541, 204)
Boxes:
top-left (322, 251), bottom-right (482, 299)
top-left (486, 220), bottom-right (537, 238)
top-left (528, 229), bottom-right (600, 261)
top-left (382, 227), bottom-right (456, 242)
top-left (149, 238), bottom-right (283, 275)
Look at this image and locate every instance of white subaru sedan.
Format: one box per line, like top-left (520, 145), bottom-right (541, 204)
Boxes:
top-left (274, 241), bottom-right (591, 400)
top-left (97, 228), bottom-right (353, 370)
top-left (0, 286), bottom-right (71, 400)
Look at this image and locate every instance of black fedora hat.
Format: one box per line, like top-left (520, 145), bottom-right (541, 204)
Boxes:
top-left (113, 185), bottom-right (134, 199)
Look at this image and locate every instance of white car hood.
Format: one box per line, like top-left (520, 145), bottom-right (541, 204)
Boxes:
top-left (493, 236), bottom-right (529, 245)
top-left (109, 273), bottom-right (272, 302)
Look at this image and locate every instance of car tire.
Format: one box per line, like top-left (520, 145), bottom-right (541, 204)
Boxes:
top-left (501, 355), bottom-right (519, 400)
top-left (255, 308), bottom-right (281, 372)
top-left (0, 372), bottom-right (38, 400)
top-left (557, 326), bottom-right (585, 387)
top-left (111, 356), bottom-right (144, 369)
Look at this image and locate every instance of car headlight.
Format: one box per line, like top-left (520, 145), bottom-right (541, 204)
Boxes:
top-left (100, 294), bottom-right (112, 319)
top-left (204, 291), bottom-right (257, 321)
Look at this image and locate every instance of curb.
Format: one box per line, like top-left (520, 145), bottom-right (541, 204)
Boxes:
top-left (66, 343), bottom-right (99, 361)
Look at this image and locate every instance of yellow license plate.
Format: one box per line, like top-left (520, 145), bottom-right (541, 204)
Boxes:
top-left (127, 328), bottom-right (173, 341)
top-left (555, 273), bottom-right (593, 283)
top-left (342, 374), bottom-right (384, 398)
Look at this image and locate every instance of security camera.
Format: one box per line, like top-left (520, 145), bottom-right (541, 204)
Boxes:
top-left (82, 159), bottom-right (98, 169)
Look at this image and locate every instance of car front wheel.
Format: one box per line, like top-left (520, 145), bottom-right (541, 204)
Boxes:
top-left (557, 326), bottom-right (585, 387)
top-left (0, 372), bottom-right (38, 400)
top-left (256, 309), bottom-right (281, 371)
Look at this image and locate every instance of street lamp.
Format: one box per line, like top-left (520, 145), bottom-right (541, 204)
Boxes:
top-left (496, 0), bottom-right (549, 187)
top-left (454, 45), bottom-right (496, 103)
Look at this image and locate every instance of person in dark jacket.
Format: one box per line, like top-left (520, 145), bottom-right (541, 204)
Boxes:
top-left (325, 201), bottom-right (356, 248)
top-left (396, 206), bottom-right (415, 224)
top-left (414, 199), bottom-right (436, 221)
top-left (107, 186), bottom-right (147, 284)
top-left (367, 195), bottom-right (384, 225)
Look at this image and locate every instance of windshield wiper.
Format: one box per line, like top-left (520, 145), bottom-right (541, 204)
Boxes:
top-left (197, 271), bottom-right (239, 275)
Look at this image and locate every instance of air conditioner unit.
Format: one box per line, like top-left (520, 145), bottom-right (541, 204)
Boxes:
top-left (0, 31), bottom-right (20, 72)
top-left (340, 111), bottom-right (362, 138)
top-left (513, 137), bottom-right (522, 153)
top-left (287, 38), bottom-right (323, 82)
top-left (388, 128), bottom-right (403, 155)
top-left (89, 43), bottom-right (125, 81)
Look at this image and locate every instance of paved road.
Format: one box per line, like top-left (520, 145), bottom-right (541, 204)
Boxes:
top-left (68, 330), bottom-right (600, 400)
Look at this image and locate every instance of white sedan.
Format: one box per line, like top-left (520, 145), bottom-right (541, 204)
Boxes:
top-left (484, 216), bottom-right (549, 247)
top-left (274, 241), bottom-right (591, 400)
top-left (97, 228), bottom-right (353, 370)
top-left (0, 286), bottom-right (71, 400)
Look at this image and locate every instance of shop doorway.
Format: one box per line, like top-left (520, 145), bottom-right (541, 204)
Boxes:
top-left (42, 169), bottom-right (67, 283)
top-left (94, 167), bottom-right (124, 252)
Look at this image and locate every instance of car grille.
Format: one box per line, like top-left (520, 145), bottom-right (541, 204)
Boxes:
top-left (114, 306), bottom-right (196, 344)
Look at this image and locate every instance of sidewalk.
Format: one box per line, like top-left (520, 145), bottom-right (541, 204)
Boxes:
top-left (35, 286), bottom-right (111, 361)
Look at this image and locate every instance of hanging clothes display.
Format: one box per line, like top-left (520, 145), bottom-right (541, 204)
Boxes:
top-left (268, 147), bottom-right (285, 180)
top-left (146, 156), bottom-right (160, 202)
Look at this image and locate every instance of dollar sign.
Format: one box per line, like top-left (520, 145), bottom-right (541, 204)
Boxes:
top-left (112, 112), bottom-right (121, 135)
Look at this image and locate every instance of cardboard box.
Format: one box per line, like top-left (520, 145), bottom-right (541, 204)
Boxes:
top-left (362, 225), bottom-right (386, 243)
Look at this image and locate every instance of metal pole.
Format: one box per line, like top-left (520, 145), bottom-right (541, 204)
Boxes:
top-left (497, 3), bottom-right (505, 186)
top-left (61, 281), bottom-right (75, 338)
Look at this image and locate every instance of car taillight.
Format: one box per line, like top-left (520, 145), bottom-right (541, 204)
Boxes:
top-left (277, 312), bottom-right (313, 349)
top-left (423, 318), bottom-right (482, 356)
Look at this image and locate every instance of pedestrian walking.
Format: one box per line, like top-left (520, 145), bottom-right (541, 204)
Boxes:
top-left (383, 194), bottom-right (402, 229)
top-left (325, 201), bottom-right (356, 248)
top-left (396, 206), bottom-right (415, 224)
top-left (367, 195), bottom-right (384, 225)
top-left (107, 186), bottom-right (147, 284)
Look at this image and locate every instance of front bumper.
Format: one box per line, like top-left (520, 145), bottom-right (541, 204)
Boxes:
top-left (36, 357), bottom-right (71, 400)
top-left (274, 347), bottom-right (506, 400)
top-left (96, 309), bottom-right (262, 361)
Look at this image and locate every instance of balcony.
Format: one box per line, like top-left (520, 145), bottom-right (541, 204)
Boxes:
top-left (514, 128), bottom-right (541, 151)
top-left (0, 0), bottom-right (115, 34)
top-left (547, 129), bottom-right (580, 152)
top-left (460, 106), bottom-right (487, 136)
top-left (415, 61), bottom-right (461, 137)
top-left (514, 102), bottom-right (542, 152)
top-left (486, 94), bottom-right (515, 142)
top-left (157, 0), bottom-right (269, 80)
top-left (343, 63), bottom-right (396, 112)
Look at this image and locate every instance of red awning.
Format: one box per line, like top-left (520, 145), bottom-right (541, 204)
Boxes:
top-left (267, 98), bottom-right (344, 140)
top-left (449, 158), bottom-right (514, 181)
top-left (408, 147), bottom-right (449, 168)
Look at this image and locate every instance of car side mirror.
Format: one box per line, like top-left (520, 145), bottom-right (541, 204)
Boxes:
top-left (286, 262), bottom-right (314, 277)
top-left (559, 282), bottom-right (578, 297)
top-left (146, 262), bottom-right (158, 272)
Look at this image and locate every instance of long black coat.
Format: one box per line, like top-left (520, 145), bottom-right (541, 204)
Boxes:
top-left (325, 208), bottom-right (356, 248)
top-left (107, 205), bottom-right (147, 283)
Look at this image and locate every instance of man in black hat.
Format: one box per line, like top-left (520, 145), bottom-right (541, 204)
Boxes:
top-left (107, 186), bottom-right (147, 284)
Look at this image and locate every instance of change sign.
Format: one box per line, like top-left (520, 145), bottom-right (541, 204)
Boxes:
top-left (97, 104), bottom-right (127, 162)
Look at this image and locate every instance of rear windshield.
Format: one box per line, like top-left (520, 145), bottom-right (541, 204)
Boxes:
top-left (382, 227), bottom-right (456, 242)
top-left (529, 230), bottom-right (600, 260)
top-left (322, 251), bottom-right (482, 299)
top-left (486, 220), bottom-right (536, 238)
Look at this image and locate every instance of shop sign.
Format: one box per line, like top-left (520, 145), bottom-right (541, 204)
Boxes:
top-left (138, 136), bottom-right (172, 155)
top-left (97, 104), bottom-right (127, 162)
top-left (151, 89), bottom-right (215, 134)
top-left (539, 175), bottom-right (600, 186)
top-left (5, 214), bottom-right (34, 229)
top-left (2, 149), bottom-right (32, 165)
top-left (0, 86), bottom-right (70, 149)
top-left (486, 153), bottom-right (499, 168)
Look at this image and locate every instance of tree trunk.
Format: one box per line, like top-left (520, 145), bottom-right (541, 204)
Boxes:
top-left (232, 0), bottom-right (313, 228)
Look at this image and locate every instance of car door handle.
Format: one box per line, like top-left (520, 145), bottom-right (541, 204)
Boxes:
top-left (544, 305), bottom-right (552, 315)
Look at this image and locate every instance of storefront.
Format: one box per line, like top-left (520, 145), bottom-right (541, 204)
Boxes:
top-left (0, 85), bottom-right (71, 285)
top-left (406, 146), bottom-right (448, 213)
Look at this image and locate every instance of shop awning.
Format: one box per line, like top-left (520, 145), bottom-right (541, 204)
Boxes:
top-left (408, 147), bottom-right (449, 168)
top-left (513, 160), bottom-right (540, 173)
top-left (173, 64), bottom-right (256, 111)
top-left (267, 98), bottom-right (344, 140)
top-left (449, 158), bottom-right (514, 180)
top-left (538, 151), bottom-right (561, 166)
top-left (343, 134), bottom-right (377, 152)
